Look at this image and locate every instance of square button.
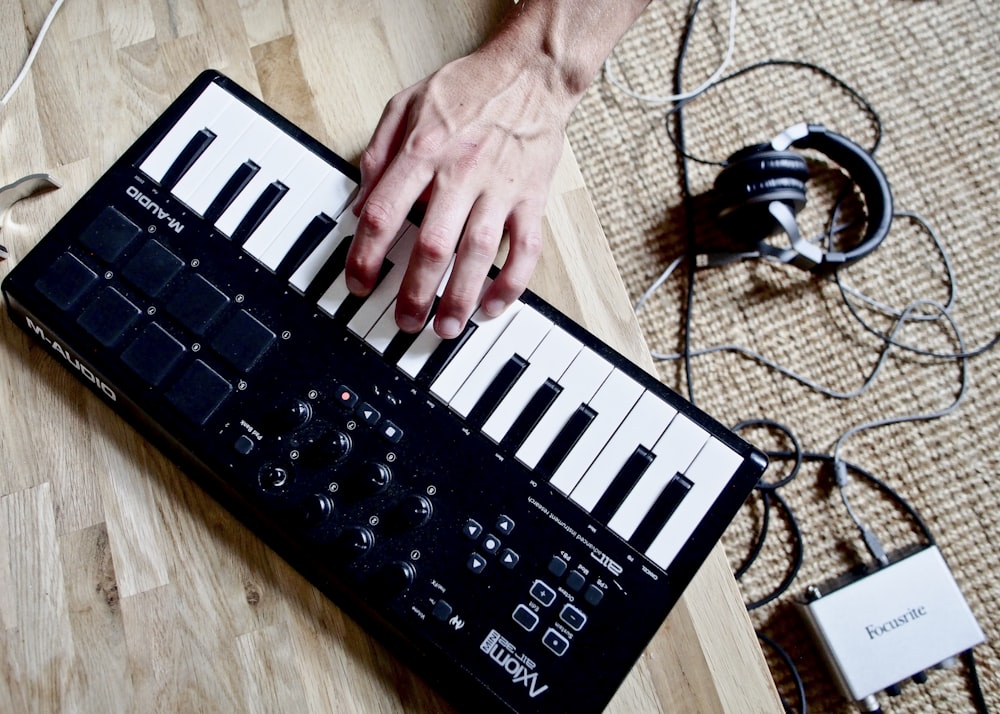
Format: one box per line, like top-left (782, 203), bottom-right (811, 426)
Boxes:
top-left (333, 385), bottom-right (358, 409)
top-left (467, 554), bottom-right (487, 575)
top-left (566, 570), bottom-right (586, 592)
top-left (34, 252), bottom-right (98, 310)
top-left (542, 628), bottom-right (569, 656)
top-left (584, 585), bottom-right (604, 606)
top-left (166, 273), bottom-right (229, 334)
top-left (512, 604), bottom-right (539, 632)
top-left (356, 401), bottom-right (381, 426)
top-left (121, 322), bottom-right (185, 386)
top-left (462, 519), bottom-right (483, 540)
top-left (481, 534), bottom-right (501, 554)
top-left (76, 286), bottom-right (141, 347)
top-left (548, 556), bottom-right (568, 578)
top-left (560, 604), bottom-right (587, 631)
top-left (432, 600), bottom-right (453, 622)
top-left (165, 359), bottom-right (232, 425)
top-left (530, 580), bottom-right (556, 607)
top-left (121, 239), bottom-right (183, 297)
top-left (79, 206), bottom-right (141, 263)
top-left (210, 309), bottom-right (275, 372)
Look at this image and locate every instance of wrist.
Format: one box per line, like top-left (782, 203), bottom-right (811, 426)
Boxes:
top-left (487, 0), bottom-right (651, 107)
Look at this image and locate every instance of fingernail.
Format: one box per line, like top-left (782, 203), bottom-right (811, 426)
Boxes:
top-left (346, 276), bottom-right (365, 296)
top-left (397, 313), bottom-right (424, 333)
top-left (435, 315), bottom-right (462, 339)
top-left (483, 299), bottom-right (506, 317)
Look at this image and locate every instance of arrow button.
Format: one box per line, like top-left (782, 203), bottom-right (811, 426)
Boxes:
top-left (463, 519), bottom-right (483, 539)
top-left (356, 401), bottom-right (381, 426)
top-left (467, 554), bottom-right (487, 574)
top-left (500, 549), bottom-right (519, 569)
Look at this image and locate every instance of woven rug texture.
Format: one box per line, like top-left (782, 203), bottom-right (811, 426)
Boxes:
top-left (565, 0), bottom-right (998, 712)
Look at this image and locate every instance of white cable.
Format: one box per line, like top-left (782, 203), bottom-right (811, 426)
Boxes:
top-left (1, 0), bottom-right (67, 109)
top-left (603, 0), bottom-right (739, 104)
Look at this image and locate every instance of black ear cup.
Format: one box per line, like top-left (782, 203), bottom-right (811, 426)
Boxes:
top-left (713, 147), bottom-right (810, 244)
top-left (705, 124), bottom-right (893, 272)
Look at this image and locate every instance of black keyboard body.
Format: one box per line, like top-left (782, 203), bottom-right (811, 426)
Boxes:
top-left (2, 71), bottom-right (766, 713)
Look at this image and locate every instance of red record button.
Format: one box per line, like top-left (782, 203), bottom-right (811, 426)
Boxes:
top-left (334, 385), bottom-right (358, 409)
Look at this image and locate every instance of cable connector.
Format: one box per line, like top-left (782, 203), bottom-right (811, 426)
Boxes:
top-left (834, 459), bottom-right (850, 488)
top-left (861, 526), bottom-right (889, 566)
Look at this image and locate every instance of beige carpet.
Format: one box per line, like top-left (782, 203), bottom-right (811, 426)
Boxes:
top-left (565, 1), bottom-right (999, 712)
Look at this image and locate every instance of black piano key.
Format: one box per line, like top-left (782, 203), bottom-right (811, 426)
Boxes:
top-left (502, 378), bottom-right (563, 452)
top-left (333, 257), bottom-right (394, 325)
top-left (534, 404), bottom-right (598, 480)
top-left (160, 128), bottom-right (216, 190)
top-left (590, 446), bottom-right (656, 524)
top-left (382, 321), bottom-right (424, 363)
top-left (380, 295), bottom-right (446, 363)
top-left (415, 321), bottom-right (478, 388)
top-left (466, 354), bottom-right (529, 429)
top-left (204, 160), bottom-right (260, 223)
top-left (230, 180), bottom-right (289, 246)
top-left (628, 473), bottom-right (694, 552)
top-left (275, 213), bottom-right (336, 279)
top-left (304, 234), bottom-right (354, 302)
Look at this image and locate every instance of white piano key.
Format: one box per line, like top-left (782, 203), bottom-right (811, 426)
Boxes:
top-left (242, 151), bottom-right (334, 261)
top-left (140, 83), bottom-right (234, 183)
top-left (362, 253), bottom-right (456, 355)
top-left (316, 221), bottom-right (409, 318)
top-left (346, 225), bottom-right (418, 337)
top-left (547, 368), bottom-right (642, 493)
top-left (515, 348), bottom-right (612, 470)
top-left (481, 327), bottom-right (582, 443)
top-left (608, 413), bottom-right (710, 540)
top-left (184, 116), bottom-right (283, 216)
top-left (429, 301), bottom-right (525, 403)
top-left (257, 170), bottom-right (358, 271)
top-left (171, 97), bottom-right (261, 207)
top-left (215, 130), bottom-right (308, 237)
top-left (317, 272), bottom-right (352, 317)
top-left (288, 204), bottom-right (359, 292)
top-left (568, 390), bottom-right (675, 510)
top-left (365, 301), bottom-right (408, 355)
top-left (449, 306), bottom-right (553, 418)
top-left (644, 437), bottom-right (742, 569)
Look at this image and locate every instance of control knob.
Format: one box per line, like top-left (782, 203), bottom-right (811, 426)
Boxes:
top-left (258, 464), bottom-right (291, 491)
top-left (356, 461), bottom-right (392, 496)
top-left (333, 526), bottom-right (375, 561)
top-left (372, 560), bottom-right (417, 598)
top-left (298, 493), bottom-right (335, 530)
top-left (270, 397), bottom-right (312, 432)
top-left (390, 494), bottom-right (434, 531)
top-left (300, 428), bottom-right (352, 465)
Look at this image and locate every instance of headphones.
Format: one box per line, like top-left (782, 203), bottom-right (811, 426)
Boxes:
top-left (709, 123), bottom-right (893, 273)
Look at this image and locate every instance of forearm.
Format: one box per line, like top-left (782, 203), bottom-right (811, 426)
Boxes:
top-left (485, 0), bottom-right (653, 114)
top-left (346, 0), bottom-right (652, 338)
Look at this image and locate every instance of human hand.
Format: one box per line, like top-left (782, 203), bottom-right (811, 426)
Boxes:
top-left (344, 45), bottom-right (574, 339)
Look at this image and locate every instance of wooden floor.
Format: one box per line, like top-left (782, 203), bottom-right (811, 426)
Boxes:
top-left (0, 1), bottom-right (780, 711)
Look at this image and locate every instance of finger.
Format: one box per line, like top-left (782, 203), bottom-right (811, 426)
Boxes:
top-left (434, 197), bottom-right (505, 339)
top-left (394, 187), bottom-right (474, 333)
top-left (354, 93), bottom-right (411, 214)
top-left (481, 202), bottom-right (543, 317)
top-left (346, 155), bottom-right (432, 297)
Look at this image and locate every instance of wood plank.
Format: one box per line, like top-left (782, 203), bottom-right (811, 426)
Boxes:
top-left (0, 0), bottom-right (780, 711)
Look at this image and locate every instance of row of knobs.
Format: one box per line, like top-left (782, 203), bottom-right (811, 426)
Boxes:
top-left (262, 396), bottom-right (429, 595)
